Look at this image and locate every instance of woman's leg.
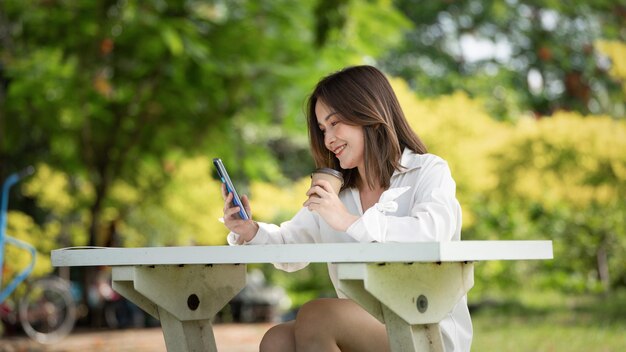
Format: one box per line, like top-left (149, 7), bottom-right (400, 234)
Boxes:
top-left (293, 298), bottom-right (390, 352)
top-left (260, 321), bottom-right (296, 352)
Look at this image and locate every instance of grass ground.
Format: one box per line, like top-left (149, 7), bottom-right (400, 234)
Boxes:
top-left (470, 289), bottom-right (626, 351)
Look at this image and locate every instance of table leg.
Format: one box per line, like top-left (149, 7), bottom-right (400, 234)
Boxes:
top-left (112, 264), bottom-right (247, 352)
top-left (158, 307), bottom-right (218, 351)
top-left (338, 262), bottom-right (473, 352)
top-left (381, 305), bottom-right (444, 351)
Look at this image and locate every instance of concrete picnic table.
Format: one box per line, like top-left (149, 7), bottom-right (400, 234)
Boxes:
top-left (51, 241), bottom-right (553, 352)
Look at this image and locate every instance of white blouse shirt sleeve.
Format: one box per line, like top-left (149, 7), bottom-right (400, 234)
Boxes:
top-left (345, 158), bottom-right (461, 243)
top-left (226, 207), bottom-right (320, 272)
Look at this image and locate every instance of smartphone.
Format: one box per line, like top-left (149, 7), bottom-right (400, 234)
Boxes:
top-left (213, 158), bottom-right (250, 220)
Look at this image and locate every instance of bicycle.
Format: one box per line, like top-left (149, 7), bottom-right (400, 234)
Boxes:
top-left (0, 166), bottom-right (77, 344)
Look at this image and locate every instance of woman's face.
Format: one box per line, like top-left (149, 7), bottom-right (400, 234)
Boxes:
top-left (315, 99), bottom-right (365, 171)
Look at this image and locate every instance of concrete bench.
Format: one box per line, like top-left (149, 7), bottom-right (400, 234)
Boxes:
top-left (51, 240), bottom-right (553, 352)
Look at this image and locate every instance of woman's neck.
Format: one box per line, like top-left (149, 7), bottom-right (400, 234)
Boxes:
top-left (357, 178), bottom-right (385, 211)
top-left (358, 185), bottom-right (385, 212)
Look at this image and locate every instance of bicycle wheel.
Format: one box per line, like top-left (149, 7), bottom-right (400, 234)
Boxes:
top-left (18, 277), bottom-right (77, 344)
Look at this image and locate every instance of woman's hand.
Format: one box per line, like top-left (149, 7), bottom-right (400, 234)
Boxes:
top-left (303, 179), bottom-right (359, 232)
top-left (221, 183), bottom-right (259, 243)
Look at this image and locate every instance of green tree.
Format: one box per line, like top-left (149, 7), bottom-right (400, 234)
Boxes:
top-left (0, 0), bottom-right (408, 249)
top-left (489, 113), bottom-right (626, 292)
top-left (2, 0), bottom-right (309, 245)
top-left (381, 0), bottom-right (625, 120)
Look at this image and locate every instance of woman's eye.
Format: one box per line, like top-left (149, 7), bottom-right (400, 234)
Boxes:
top-left (330, 121), bottom-right (339, 127)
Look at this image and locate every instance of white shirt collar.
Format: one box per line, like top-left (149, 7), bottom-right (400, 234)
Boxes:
top-left (392, 148), bottom-right (423, 177)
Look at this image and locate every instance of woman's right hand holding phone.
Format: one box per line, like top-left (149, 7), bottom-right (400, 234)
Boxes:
top-left (221, 183), bottom-right (259, 243)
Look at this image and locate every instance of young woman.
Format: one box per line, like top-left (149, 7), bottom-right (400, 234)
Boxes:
top-left (221, 65), bottom-right (472, 352)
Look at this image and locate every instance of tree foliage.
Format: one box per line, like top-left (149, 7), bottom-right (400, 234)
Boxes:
top-left (381, 0), bottom-right (626, 120)
top-left (0, 0), bottom-right (407, 249)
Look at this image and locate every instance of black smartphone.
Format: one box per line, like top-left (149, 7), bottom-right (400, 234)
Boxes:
top-left (213, 158), bottom-right (250, 220)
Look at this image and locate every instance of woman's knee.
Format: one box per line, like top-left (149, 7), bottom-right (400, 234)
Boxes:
top-left (294, 298), bottom-right (390, 352)
top-left (260, 321), bottom-right (295, 352)
top-left (293, 299), bottom-right (339, 344)
top-left (295, 298), bottom-right (334, 327)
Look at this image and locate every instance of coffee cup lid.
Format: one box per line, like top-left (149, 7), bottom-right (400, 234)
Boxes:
top-left (312, 168), bottom-right (344, 185)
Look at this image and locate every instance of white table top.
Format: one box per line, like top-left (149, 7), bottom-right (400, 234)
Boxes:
top-left (51, 241), bottom-right (553, 267)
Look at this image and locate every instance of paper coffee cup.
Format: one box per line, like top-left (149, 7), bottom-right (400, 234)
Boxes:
top-left (310, 168), bottom-right (344, 195)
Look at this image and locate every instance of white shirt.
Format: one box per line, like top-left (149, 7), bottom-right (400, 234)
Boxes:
top-left (227, 149), bottom-right (472, 352)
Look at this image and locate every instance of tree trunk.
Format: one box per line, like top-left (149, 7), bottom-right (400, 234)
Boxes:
top-left (596, 239), bottom-right (610, 292)
top-left (84, 178), bottom-right (107, 326)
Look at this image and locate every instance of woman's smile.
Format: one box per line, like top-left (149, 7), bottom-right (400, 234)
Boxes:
top-left (333, 144), bottom-right (347, 157)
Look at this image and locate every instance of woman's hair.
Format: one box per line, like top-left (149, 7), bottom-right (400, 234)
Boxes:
top-left (307, 65), bottom-right (427, 190)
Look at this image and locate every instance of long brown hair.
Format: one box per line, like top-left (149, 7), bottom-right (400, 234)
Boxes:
top-left (307, 65), bottom-right (427, 190)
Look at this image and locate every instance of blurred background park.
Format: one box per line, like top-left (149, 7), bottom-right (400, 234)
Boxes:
top-left (1, 0), bottom-right (625, 350)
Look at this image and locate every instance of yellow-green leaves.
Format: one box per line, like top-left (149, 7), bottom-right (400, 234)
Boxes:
top-left (161, 26), bottom-right (184, 56)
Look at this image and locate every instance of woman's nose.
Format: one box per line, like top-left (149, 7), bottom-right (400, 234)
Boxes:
top-left (324, 130), bottom-right (335, 148)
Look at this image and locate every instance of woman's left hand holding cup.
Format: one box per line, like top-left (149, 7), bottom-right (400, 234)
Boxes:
top-left (303, 180), bottom-right (358, 232)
